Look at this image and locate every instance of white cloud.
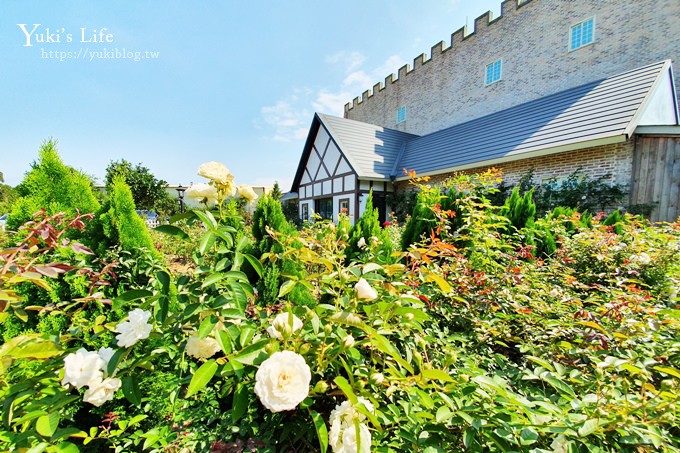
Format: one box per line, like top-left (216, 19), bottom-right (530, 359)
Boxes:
top-left (259, 53), bottom-right (406, 140)
top-left (326, 51), bottom-right (366, 73)
top-left (260, 100), bottom-right (310, 142)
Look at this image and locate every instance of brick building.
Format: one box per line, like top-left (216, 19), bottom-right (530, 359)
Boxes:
top-left (290, 0), bottom-right (680, 222)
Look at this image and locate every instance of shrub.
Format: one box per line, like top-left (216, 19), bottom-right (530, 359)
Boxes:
top-left (346, 190), bottom-right (394, 263)
top-left (91, 176), bottom-right (158, 257)
top-left (7, 140), bottom-right (100, 233)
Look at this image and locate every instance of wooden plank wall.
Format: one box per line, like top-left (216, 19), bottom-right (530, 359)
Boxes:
top-left (631, 136), bottom-right (680, 222)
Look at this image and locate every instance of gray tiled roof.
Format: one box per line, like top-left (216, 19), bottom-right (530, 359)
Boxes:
top-left (317, 113), bottom-right (417, 179)
top-left (296, 60), bottom-right (674, 189)
top-left (398, 60), bottom-right (670, 175)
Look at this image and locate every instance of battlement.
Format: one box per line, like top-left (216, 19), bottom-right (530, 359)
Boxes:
top-left (344, 0), bottom-right (533, 113)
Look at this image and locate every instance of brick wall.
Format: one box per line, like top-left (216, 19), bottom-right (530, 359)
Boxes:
top-left (345, 0), bottom-right (680, 136)
top-left (394, 141), bottom-right (635, 193)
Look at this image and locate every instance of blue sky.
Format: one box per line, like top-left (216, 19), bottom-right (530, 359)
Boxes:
top-left (1, 0), bottom-right (501, 190)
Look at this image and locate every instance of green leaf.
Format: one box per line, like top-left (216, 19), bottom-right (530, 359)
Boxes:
top-left (186, 360), bottom-right (218, 397)
top-left (578, 418), bottom-right (600, 437)
top-left (154, 224), bottom-right (190, 241)
top-left (244, 254), bottom-right (263, 278)
top-left (435, 406), bottom-right (452, 423)
top-left (193, 209), bottom-right (218, 229)
top-left (215, 330), bottom-right (233, 355)
top-left (309, 410), bottom-right (329, 453)
top-left (199, 231), bottom-right (217, 255)
top-left (526, 356), bottom-right (555, 372)
top-left (26, 442), bottom-right (49, 453)
top-left (422, 369), bottom-right (454, 383)
top-left (278, 280), bottom-right (297, 298)
top-left (230, 340), bottom-right (270, 366)
top-left (122, 375), bottom-right (142, 406)
top-left (334, 376), bottom-right (358, 404)
top-left (653, 365), bottom-right (680, 379)
top-left (115, 289), bottom-right (153, 303)
top-left (0, 335), bottom-right (61, 362)
top-left (156, 296), bottom-right (169, 324)
top-left (232, 383), bottom-right (248, 424)
top-left (36, 412), bottom-right (59, 438)
top-left (424, 272), bottom-right (452, 293)
top-left (107, 348), bottom-right (126, 376)
top-left (55, 442), bottom-right (79, 453)
top-left (520, 428), bottom-right (539, 445)
top-left (544, 375), bottom-right (576, 398)
top-left (198, 315), bottom-right (218, 338)
top-left (202, 272), bottom-right (225, 288)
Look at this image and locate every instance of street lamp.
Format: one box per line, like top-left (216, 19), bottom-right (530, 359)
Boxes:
top-left (176, 184), bottom-right (186, 213)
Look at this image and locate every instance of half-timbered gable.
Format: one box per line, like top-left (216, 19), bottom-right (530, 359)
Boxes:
top-left (291, 113), bottom-right (416, 224)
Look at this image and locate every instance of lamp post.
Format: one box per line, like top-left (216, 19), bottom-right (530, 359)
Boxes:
top-left (176, 184), bottom-right (186, 213)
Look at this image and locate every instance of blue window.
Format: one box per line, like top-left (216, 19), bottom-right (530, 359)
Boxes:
top-left (485, 60), bottom-right (502, 85)
top-left (396, 106), bottom-right (406, 124)
top-left (570, 18), bottom-right (594, 50)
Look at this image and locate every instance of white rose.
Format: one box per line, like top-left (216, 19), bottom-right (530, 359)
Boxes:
top-left (83, 377), bottom-right (122, 407)
top-left (357, 237), bottom-right (366, 249)
top-left (329, 398), bottom-right (374, 453)
top-left (186, 183), bottom-right (219, 207)
top-left (115, 308), bottom-right (153, 348)
top-left (197, 161), bottom-right (234, 185)
top-left (237, 184), bottom-right (259, 203)
top-left (631, 252), bottom-right (651, 265)
top-left (254, 351), bottom-right (311, 412)
top-left (185, 335), bottom-right (221, 359)
top-left (354, 278), bottom-right (378, 301)
top-left (337, 423), bottom-right (371, 453)
top-left (266, 312), bottom-right (303, 339)
top-left (62, 348), bottom-right (105, 389)
top-left (97, 347), bottom-right (116, 370)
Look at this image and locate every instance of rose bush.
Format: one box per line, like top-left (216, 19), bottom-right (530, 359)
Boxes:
top-left (1, 163), bottom-right (678, 452)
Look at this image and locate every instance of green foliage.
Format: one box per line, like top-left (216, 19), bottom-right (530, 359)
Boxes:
top-left (3, 164), bottom-right (680, 452)
top-left (386, 189), bottom-right (418, 223)
top-left (281, 199), bottom-right (301, 227)
top-left (346, 191), bottom-right (394, 264)
top-left (7, 140), bottom-right (100, 232)
top-left (603, 208), bottom-right (625, 235)
top-left (105, 159), bottom-right (175, 216)
top-left (500, 186), bottom-right (536, 231)
top-left (269, 181), bottom-right (283, 200)
top-left (109, 176), bottom-right (157, 254)
top-left (252, 194), bottom-right (292, 256)
top-left (494, 168), bottom-right (627, 216)
top-left (0, 171), bottom-right (18, 215)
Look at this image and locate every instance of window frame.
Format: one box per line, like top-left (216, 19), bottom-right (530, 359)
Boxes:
top-left (301, 204), bottom-right (309, 222)
top-left (339, 198), bottom-right (350, 215)
top-left (485, 59), bottom-right (503, 86)
top-left (314, 198), bottom-right (334, 221)
top-left (396, 106), bottom-right (406, 124)
top-left (569, 17), bottom-right (595, 52)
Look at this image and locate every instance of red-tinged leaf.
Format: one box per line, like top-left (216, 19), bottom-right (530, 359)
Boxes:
top-left (71, 242), bottom-right (94, 255)
top-left (34, 266), bottom-right (60, 278)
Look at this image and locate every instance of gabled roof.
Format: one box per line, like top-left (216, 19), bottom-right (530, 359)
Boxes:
top-left (292, 60), bottom-right (678, 190)
top-left (398, 60), bottom-right (678, 178)
top-left (290, 113), bottom-right (417, 191)
top-left (318, 113), bottom-right (418, 179)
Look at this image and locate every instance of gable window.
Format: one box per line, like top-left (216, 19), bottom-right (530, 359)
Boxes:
top-left (485, 60), bottom-right (502, 85)
top-left (301, 204), bottom-right (309, 222)
top-left (396, 106), bottom-right (406, 124)
top-left (314, 198), bottom-right (333, 220)
top-left (570, 18), bottom-right (594, 51)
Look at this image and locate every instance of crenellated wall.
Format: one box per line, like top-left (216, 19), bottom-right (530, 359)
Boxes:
top-left (344, 0), bottom-right (680, 136)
